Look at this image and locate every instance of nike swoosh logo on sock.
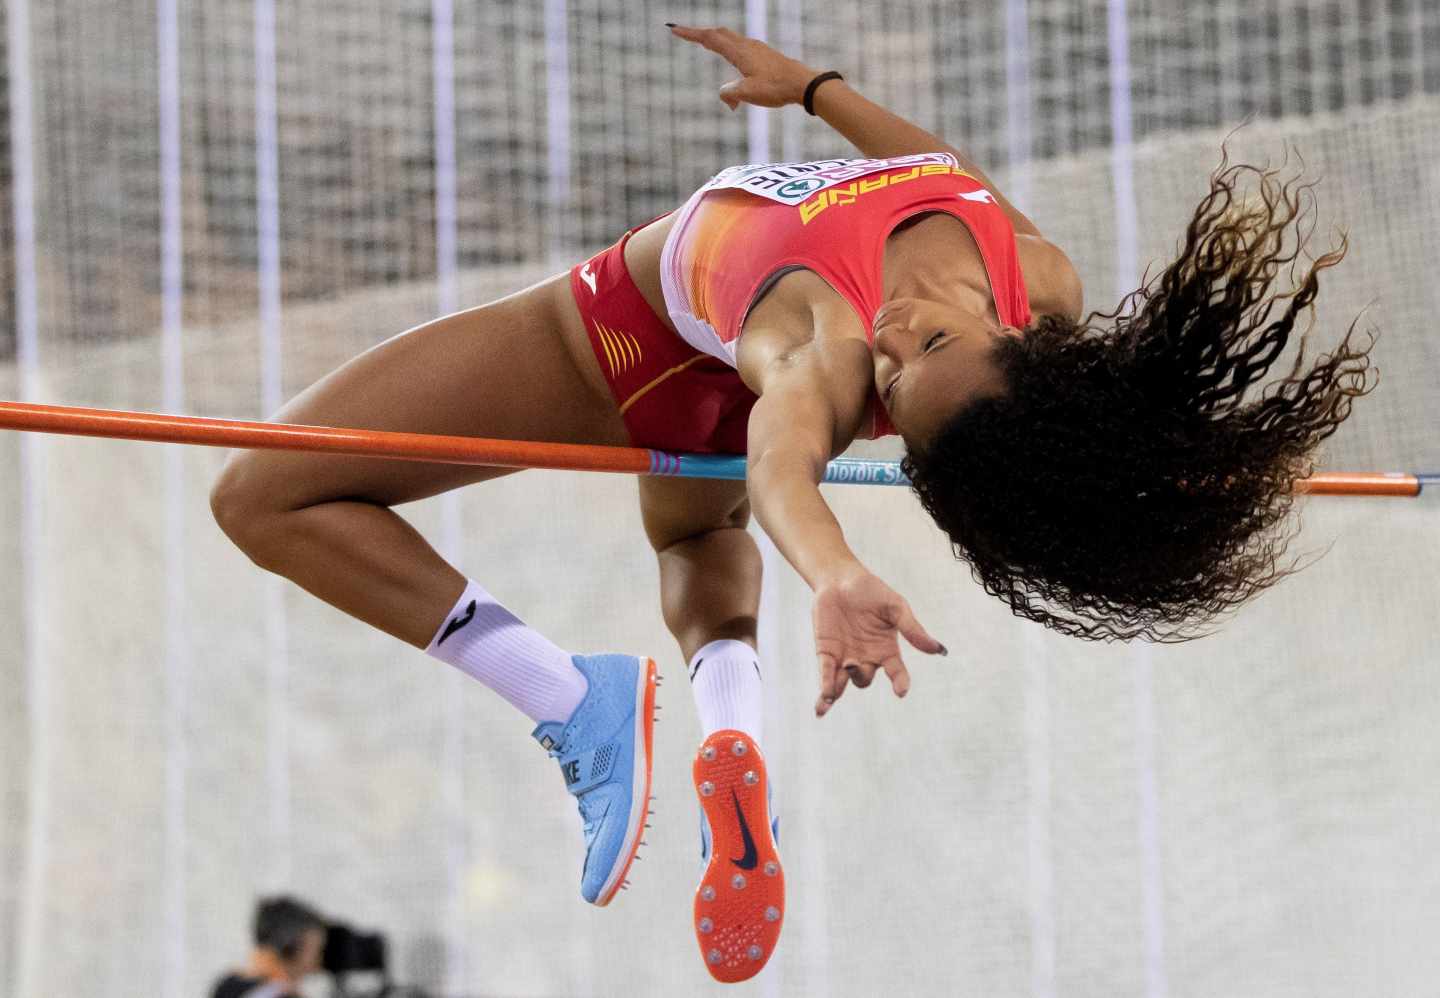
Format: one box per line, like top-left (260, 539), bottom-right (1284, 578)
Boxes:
top-left (437, 599), bottom-right (477, 646)
top-left (730, 788), bottom-right (758, 870)
top-left (689, 656), bottom-right (761, 681)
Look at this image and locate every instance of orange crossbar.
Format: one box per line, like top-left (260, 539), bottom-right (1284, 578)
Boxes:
top-left (1296, 473), bottom-right (1420, 497)
top-left (0, 400), bottom-right (654, 475)
top-left (0, 400), bottom-right (1425, 497)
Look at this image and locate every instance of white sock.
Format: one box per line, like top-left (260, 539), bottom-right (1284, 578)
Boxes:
top-left (688, 638), bottom-right (764, 750)
top-left (425, 579), bottom-right (589, 725)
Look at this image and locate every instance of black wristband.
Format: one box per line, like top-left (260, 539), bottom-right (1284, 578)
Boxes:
top-left (802, 71), bottom-right (844, 116)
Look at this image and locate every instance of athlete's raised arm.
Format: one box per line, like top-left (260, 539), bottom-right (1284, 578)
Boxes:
top-left (736, 316), bottom-right (945, 717)
top-left (668, 23), bottom-right (1043, 238)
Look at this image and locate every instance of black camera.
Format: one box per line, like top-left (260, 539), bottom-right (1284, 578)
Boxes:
top-left (324, 922), bottom-right (435, 998)
top-left (322, 922), bottom-right (388, 976)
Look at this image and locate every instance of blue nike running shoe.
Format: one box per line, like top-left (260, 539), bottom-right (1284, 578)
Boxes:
top-left (532, 653), bottom-right (657, 906)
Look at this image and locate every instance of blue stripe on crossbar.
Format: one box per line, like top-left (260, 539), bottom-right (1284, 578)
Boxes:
top-left (648, 452), bottom-right (911, 486)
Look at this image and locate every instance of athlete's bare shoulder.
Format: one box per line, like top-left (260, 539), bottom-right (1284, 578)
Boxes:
top-left (1016, 234), bottom-right (1084, 322)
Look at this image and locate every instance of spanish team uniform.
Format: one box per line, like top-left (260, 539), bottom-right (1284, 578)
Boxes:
top-left (569, 152), bottom-right (1033, 453)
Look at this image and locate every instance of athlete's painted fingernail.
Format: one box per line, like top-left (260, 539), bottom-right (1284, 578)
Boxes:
top-left (665, 22), bottom-right (676, 27)
top-left (938, 643), bottom-right (949, 656)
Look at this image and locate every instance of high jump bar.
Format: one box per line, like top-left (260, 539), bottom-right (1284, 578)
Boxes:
top-left (0, 400), bottom-right (1431, 497)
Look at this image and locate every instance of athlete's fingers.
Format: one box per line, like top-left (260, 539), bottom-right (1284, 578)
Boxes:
top-left (668, 24), bottom-right (744, 65)
top-left (881, 655), bottom-right (912, 698)
top-left (816, 654), bottom-right (849, 717)
top-left (720, 77), bottom-right (794, 110)
top-left (844, 661), bottom-right (878, 688)
top-left (817, 671), bottom-right (849, 717)
top-left (665, 23), bottom-right (721, 51)
top-left (896, 602), bottom-right (947, 656)
top-left (717, 79), bottom-right (744, 111)
top-left (817, 652), bottom-right (842, 699)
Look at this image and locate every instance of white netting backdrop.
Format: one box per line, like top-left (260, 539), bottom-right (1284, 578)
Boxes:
top-left (2, 2), bottom-right (1438, 996)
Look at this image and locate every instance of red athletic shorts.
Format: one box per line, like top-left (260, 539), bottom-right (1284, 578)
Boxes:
top-left (569, 219), bottom-right (757, 455)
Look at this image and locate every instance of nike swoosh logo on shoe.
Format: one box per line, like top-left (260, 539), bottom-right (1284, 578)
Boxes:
top-left (730, 788), bottom-right (758, 870)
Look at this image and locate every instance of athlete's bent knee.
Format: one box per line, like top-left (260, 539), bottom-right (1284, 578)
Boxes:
top-left (210, 458), bottom-right (285, 568)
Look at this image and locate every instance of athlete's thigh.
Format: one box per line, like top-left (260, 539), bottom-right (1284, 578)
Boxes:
top-left (226, 273), bottom-right (630, 511)
top-left (637, 475), bottom-right (750, 552)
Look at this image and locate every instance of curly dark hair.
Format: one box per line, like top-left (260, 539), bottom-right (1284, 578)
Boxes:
top-left (901, 149), bottom-right (1378, 642)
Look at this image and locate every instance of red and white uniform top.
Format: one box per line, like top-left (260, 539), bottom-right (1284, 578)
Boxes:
top-left (658, 152), bottom-right (1032, 439)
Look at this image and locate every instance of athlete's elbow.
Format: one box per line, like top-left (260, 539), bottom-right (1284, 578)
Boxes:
top-left (1031, 243), bottom-right (1085, 322)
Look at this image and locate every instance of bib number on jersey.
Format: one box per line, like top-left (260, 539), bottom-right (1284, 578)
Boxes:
top-left (698, 152), bottom-right (961, 205)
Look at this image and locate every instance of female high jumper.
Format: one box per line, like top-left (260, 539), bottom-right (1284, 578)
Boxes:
top-left (209, 25), bottom-right (1374, 983)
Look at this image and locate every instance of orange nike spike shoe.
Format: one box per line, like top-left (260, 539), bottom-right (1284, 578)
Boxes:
top-left (692, 729), bottom-right (784, 983)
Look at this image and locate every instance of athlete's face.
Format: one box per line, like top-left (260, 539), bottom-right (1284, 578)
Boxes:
top-left (872, 297), bottom-right (1022, 446)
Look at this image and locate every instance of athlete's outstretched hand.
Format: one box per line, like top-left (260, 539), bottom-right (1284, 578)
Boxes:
top-left (668, 24), bottom-right (819, 111)
top-left (811, 568), bottom-right (946, 717)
